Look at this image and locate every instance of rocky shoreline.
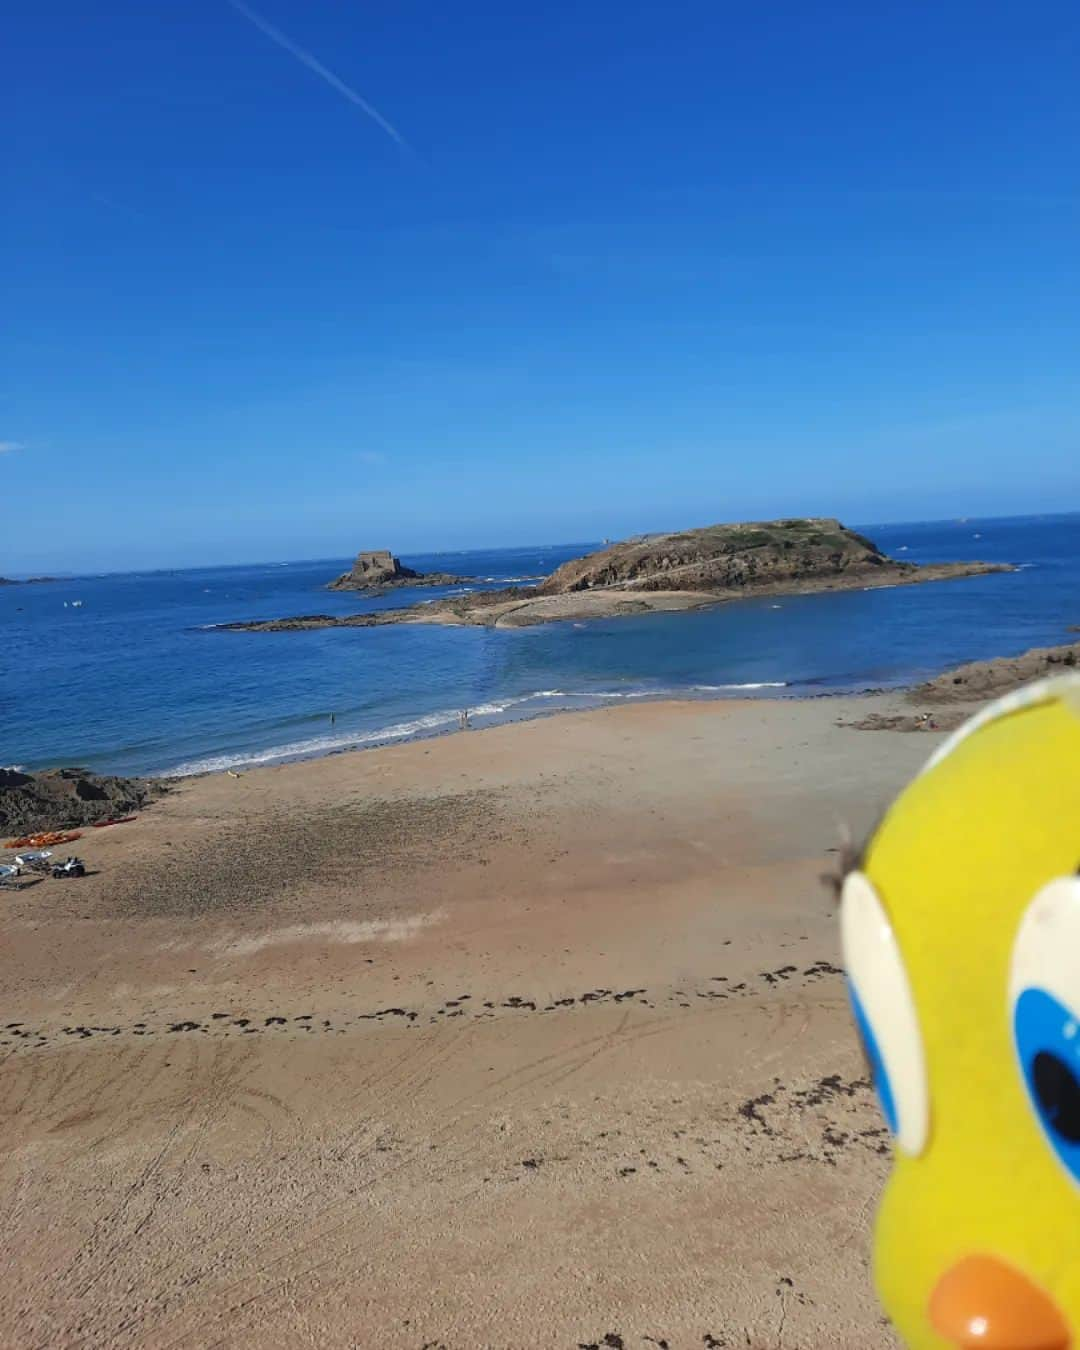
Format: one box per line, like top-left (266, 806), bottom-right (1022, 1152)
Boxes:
top-left (909, 639), bottom-right (1078, 701)
top-left (222, 559), bottom-right (1009, 632)
top-left (224, 517), bottom-right (1013, 632)
top-left (841, 640), bottom-right (1079, 733)
top-left (0, 767), bottom-right (171, 837)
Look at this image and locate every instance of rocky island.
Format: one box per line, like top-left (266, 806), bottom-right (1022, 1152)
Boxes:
top-left (327, 549), bottom-right (471, 592)
top-left (223, 517), bottom-right (1013, 632)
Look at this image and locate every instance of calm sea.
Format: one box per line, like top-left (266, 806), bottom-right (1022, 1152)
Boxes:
top-left (2, 514), bottom-right (1076, 777)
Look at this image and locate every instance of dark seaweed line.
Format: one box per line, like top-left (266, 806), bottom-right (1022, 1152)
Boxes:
top-left (0, 963), bottom-right (842, 1055)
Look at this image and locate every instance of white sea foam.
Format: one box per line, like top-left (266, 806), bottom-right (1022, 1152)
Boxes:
top-left (170, 714), bottom-right (458, 775)
top-left (527, 688), bottom-right (639, 699)
top-left (529, 682), bottom-right (787, 699)
top-left (466, 699), bottom-right (529, 717)
top-left (691, 681), bottom-right (787, 691)
top-left (167, 682), bottom-right (788, 777)
top-left (168, 697), bottom-right (536, 776)
top-left (529, 682), bottom-right (786, 700)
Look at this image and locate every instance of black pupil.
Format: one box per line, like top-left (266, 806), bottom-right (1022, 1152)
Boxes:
top-left (1032, 1050), bottom-right (1080, 1143)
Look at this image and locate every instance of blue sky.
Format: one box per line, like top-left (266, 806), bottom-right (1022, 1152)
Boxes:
top-left (5, 0), bottom-right (1079, 570)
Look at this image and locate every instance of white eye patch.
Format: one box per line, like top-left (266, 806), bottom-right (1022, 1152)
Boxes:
top-left (1009, 876), bottom-right (1080, 1187)
top-left (1009, 876), bottom-right (1080, 1013)
top-left (841, 871), bottom-right (930, 1157)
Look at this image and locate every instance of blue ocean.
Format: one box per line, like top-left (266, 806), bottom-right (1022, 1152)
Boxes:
top-left (2, 514), bottom-right (1076, 778)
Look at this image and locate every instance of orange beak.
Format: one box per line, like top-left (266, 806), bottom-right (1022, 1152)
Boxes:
top-left (929, 1254), bottom-right (1070, 1349)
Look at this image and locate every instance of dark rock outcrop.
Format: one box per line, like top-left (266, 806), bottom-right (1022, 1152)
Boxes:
top-left (220, 589), bottom-right (538, 631)
top-left (221, 613), bottom-right (387, 632)
top-left (0, 767), bottom-right (171, 836)
top-left (329, 551), bottom-right (417, 588)
top-left (327, 550), bottom-right (471, 592)
top-left (908, 641), bottom-right (1079, 703)
top-left (845, 639), bottom-right (1080, 733)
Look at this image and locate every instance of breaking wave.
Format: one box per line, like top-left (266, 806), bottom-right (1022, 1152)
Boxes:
top-left (166, 682), bottom-right (792, 776)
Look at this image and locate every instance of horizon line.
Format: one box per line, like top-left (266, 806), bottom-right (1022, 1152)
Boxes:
top-left (5, 508), bottom-right (1075, 580)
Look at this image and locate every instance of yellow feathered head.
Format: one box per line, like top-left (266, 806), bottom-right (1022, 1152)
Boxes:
top-left (840, 674), bottom-right (1080, 1349)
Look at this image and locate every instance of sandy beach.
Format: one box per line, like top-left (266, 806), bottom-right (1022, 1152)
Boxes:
top-left (1, 692), bottom-right (948, 1348)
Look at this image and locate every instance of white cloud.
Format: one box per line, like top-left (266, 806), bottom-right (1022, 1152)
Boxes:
top-left (0, 441), bottom-right (23, 454)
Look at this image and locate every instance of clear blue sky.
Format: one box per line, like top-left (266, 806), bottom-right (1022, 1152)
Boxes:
top-left (5, 0), bottom-right (1079, 570)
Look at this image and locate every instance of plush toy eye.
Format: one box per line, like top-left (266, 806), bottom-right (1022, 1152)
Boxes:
top-left (841, 871), bottom-right (930, 1156)
top-left (1009, 877), bottom-right (1080, 1186)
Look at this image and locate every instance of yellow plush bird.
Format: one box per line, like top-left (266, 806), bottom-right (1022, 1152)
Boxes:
top-left (840, 673), bottom-right (1080, 1349)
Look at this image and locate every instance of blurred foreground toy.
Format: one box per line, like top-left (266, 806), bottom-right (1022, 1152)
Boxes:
top-left (840, 674), bottom-right (1079, 1348)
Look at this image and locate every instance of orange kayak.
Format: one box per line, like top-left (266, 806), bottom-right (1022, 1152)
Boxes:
top-left (3, 830), bottom-right (83, 850)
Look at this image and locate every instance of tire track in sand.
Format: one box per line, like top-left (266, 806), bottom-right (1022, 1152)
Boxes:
top-left (152, 1008), bottom-right (677, 1349)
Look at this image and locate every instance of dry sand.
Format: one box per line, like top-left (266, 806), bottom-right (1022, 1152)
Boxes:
top-left (0, 694), bottom-right (945, 1348)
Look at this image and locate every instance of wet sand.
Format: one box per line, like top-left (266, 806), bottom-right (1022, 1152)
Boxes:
top-left (0, 694), bottom-right (942, 1348)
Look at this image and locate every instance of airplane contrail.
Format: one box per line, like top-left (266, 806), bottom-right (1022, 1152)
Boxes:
top-left (227, 0), bottom-right (411, 152)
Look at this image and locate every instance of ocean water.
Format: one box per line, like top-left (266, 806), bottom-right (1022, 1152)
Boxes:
top-left (1, 514), bottom-right (1076, 777)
